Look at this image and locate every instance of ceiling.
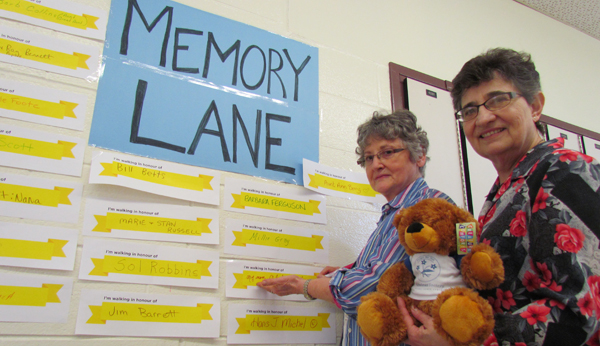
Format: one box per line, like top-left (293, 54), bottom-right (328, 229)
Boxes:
top-left (514, 0), bottom-right (600, 41)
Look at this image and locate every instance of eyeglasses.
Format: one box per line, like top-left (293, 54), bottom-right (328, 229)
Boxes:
top-left (357, 148), bottom-right (405, 167)
top-left (455, 91), bottom-right (522, 122)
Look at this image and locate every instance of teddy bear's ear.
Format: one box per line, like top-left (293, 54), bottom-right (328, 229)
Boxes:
top-left (453, 205), bottom-right (477, 223)
top-left (393, 209), bottom-right (406, 228)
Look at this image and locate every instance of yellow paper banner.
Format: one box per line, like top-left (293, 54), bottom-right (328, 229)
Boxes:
top-left (233, 271), bottom-right (318, 289)
top-left (235, 313), bottom-right (330, 334)
top-left (0, 38), bottom-right (90, 70)
top-left (89, 255), bottom-right (211, 279)
top-left (0, 2), bottom-right (99, 30)
top-left (308, 173), bottom-right (379, 197)
top-left (92, 213), bottom-right (212, 236)
top-left (99, 162), bottom-right (213, 192)
top-left (0, 182), bottom-right (73, 207)
top-left (231, 192), bottom-right (321, 215)
top-left (0, 134), bottom-right (76, 160)
top-left (86, 302), bottom-right (212, 324)
top-left (232, 229), bottom-right (323, 251)
top-left (0, 284), bottom-right (62, 306)
top-left (0, 238), bottom-right (67, 260)
top-left (0, 92), bottom-right (77, 119)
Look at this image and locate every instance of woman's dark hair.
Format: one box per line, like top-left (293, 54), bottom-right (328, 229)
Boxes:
top-left (451, 48), bottom-right (545, 134)
top-left (356, 110), bottom-right (429, 175)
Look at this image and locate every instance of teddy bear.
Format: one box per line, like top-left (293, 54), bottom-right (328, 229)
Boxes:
top-left (356, 198), bottom-right (504, 346)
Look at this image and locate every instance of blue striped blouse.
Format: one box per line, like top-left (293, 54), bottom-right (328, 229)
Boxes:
top-left (329, 178), bottom-right (453, 346)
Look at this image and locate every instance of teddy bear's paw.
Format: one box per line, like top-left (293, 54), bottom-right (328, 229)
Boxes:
top-left (432, 288), bottom-right (494, 346)
top-left (377, 262), bottom-right (414, 299)
top-left (357, 292), bottom-right (406, 346)
top-left (461, 243), bottom-right (505, 290)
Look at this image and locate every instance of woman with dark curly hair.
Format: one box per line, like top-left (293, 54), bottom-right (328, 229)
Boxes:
top-left (397, 48), bottom-right (600, 346)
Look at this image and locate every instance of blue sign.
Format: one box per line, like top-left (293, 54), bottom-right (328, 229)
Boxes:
top-left (89, 0), bottom-right (319, 185)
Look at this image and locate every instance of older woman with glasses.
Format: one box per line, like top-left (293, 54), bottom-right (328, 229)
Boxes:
top-left (258, 110), bottom-right (453, 346)
top-left (398, 48), bottom-right (600, 346)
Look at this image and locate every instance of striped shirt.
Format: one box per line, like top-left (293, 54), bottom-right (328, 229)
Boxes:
top-left (328, 178), bottom-right (453, 346)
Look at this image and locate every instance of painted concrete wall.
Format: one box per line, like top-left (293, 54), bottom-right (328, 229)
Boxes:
top-left (1, 0), bottom-right (599, 344)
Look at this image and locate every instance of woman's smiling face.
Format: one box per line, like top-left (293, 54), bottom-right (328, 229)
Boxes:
top-left (460, 75), bottom-right (544, 177)
top-left (364, 137), bottom-right (424, 202)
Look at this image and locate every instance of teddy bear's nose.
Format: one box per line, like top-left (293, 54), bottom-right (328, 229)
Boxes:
top-left (406, 223), bottom-right (424, 234)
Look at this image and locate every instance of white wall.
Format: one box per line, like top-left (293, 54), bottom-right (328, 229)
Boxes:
top-left (1, 0), bottom-right (599, 345)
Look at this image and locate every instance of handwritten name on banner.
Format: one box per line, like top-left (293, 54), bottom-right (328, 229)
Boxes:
top-left (0, 272), bottom-right (73, 322)
top-left (79, 238), bottom-right (218, 289)
top-left (0, 221), bottom-right (77, 270)
top-left (0, 78), bottom-right (87, 130)
top-left (0, 25), bottom-right (100, 79)
top-left (87, 302), bottom-right (212, 324)
top-left (227, 304), bottom-right (336, 344)
top-left (236, 313), bottom-right (330, 333)
top-left (231, 229), bottom-right (323, 251)
top-left (0, 91), bottom-right (77, 120)
top-left (226, 260), bottom-right (324, 301)
top-left (0, 134), bottom-right (76, 159)
top-left (89, 151), bottom-right (220, 205)
top-left (0, 0), bottom-right (108, 40)
top-left (88, 0), bottom-right (318, 185)
top-left (0, 172), bottom-right (82, 223)
top-left (83, 198), bottom-right (219, 244)
top-left (224, 177), bottom-right (326, 224)
top-left (0, 124), bottom-right (84, 176)
top-left (303, 159), bottom-right (386, 203)
top-left (76, 289), bottom-right (220, 337)
top-left (225, 218), bottom-right (328, 264)
top-left (95, 213), bottom-right (210, 236)
top-left (0, 283), bottom-right (62, 306)
top-left (88, 256), bottom-right (211, 279)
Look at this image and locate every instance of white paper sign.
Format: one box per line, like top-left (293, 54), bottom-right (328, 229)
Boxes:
top-left (0, 221), bottom-right (77, 270)
top-left (583, 136), bottom-right (600, 162)
top-left (89, 150), bottom-right (220, 205)
top-left (224, 177), bottom-right (327, 224)
top-left (75, 289), bottom-right (220, 338)
top-left (0, 78), bottom-right (87, 130)
top-left (0, 0), bottom-right (108, 40)
top-left (83, 198), bottom-right (219, 244)
top-left (227, 304), bottom-right (337, 344)
top-left (79, 238), bottom-right (219, 289)
top-left (0, 272), bottom-right (73, 322)
top-left (225, 218), bottom-right (329, 264)
top-left (0, 25), bottom-right (100, 79)
top-left (547, 125), bottom-right (581, 151)
top-left (0, 172), bottom-right (83, 223)
top-left (226, 260), bottom-right (324, 301)
top-left (303, 159), bottom-right (386, 203)
top-left (0, 123), bottom-right (84, 176)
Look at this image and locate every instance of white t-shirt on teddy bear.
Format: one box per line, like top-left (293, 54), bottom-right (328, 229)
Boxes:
top-left (408, 253), bottom-right (466, 301)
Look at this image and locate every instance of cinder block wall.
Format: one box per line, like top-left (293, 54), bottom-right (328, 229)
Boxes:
top-left (1, 0), bottom-right (599, 345)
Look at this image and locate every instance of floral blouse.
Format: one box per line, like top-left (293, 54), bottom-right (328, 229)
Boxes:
top-left (477, 138), bottom-right (600, 346)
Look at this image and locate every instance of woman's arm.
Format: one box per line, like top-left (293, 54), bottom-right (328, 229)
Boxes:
top-left (257, 276), bottom-right (335, 303)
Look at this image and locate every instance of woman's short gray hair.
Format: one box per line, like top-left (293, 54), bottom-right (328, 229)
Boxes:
top-left (356, 110), bottom-right (429, 175)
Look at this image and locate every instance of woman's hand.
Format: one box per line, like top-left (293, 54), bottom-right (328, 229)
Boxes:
top-left (317, 266), bottom-right (340, 278)
top-left (397, 297), bottom-right (452, 346)
top-left (257, 275), bottom-right (303, 296)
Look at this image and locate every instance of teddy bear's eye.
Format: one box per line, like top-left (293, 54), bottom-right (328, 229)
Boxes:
top-left (407, 223), bottom-right (424, 234)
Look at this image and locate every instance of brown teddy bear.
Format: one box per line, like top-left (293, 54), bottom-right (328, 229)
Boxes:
top-left (357, 198), bottom-right (504, 346)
